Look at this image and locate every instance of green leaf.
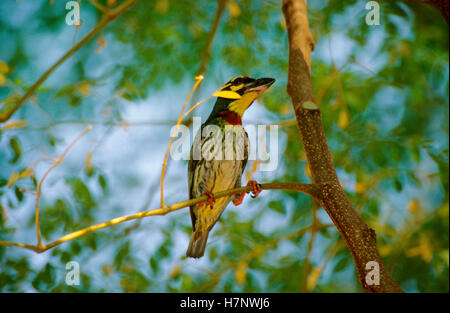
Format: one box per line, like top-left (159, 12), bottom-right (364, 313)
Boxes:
top-left (268, 200), bottom-right (286, 214)
top-left (14, 186), bottom-right (23, 202)
top-left (98, 174), bottom-right (107, 192)
top-left (31, 263), bottom-right (56, 291)
top-left (394, 178), bottom-right (403, 192)
top-left (114, 241), bottom-right (131, 267)
top-left (9, 137), bottom-right (21, 164)
top-left (149, 257), bottom-right (158, 274)
top-left (334, 256), bottom-right (350, 273)
top-left (67, 178), bottom-right (96, 209)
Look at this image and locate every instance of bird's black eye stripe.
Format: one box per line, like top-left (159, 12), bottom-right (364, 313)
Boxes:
top-left (233, 77), bottom-right (243, 85)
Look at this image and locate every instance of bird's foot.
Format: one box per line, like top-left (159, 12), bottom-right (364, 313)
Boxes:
top-left (198, 191), bottom-right (215, 208)
top-left (232, 191), bottom-right (246, 206)
top-left (247, 180), bottom-right (262, 198)
top-left (233, 180), bottom-right (262, 206)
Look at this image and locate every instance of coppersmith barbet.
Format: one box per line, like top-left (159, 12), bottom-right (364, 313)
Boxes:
top-left (186, 76), bottom-right (275, 258)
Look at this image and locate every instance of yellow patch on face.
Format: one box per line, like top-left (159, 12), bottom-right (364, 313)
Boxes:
top-left (213, 90), bottom-right (241, 99)
top-left (230, 83), bottom-right (244, 91)
top-left (229, 91), bottom-right (258, 116)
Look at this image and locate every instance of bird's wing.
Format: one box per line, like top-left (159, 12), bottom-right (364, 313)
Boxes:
top-left (234, 128), bottom-right (249, 189)
top-left (188, 155), bottom-right (197, 231)
top-left (188, 129), bottom-right (216, 231)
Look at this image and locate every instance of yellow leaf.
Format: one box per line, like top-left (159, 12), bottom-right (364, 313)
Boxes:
top-left (0, 60), bottom-right (9, 73)
top-left (279, 103), bottom-right (291, 116)
top-left (438, 201), bottom-right (448, 218)
top-left (169, 265), bottom-right (181, 278)
top-left (397, 40), bottom-right (411, 58)
top-left (0, 73), bottom-right (6, 86)
top-left (98, 37), bottom-right (106, 47)
top-left (7, 171), bottom-right (20, 187)
top-left (305, 164), bottom-right (312, 179)
top-left (408, 199), bottom-right (420, 214)
top-left (120, 264), bottom-right (134, 275)
top-left (378, 245), bottom-right (391, 256)
top-left (298, 149), bottom-right (306, 160)
top-left (306, 267), bottom-right (322, 291)
top-left (102, 264), bottom-right (114, 276)
top-left (406, 238), bottom-right (433, 263)
top-left (337, 109), bottom-right (349, 130)
top-left (77, 82), bottom-right (90, 96)
top-left (85, 152), bottom-right (93, 175)
top-left (279, 17), bottom-right (286, 30)
top-left (235, 261), bottom-right (247, 286)
top-left (227, 1), bottom-right (241, 18)
top-left (331, 98), bottom-right (341, 109)
top-left (20, 168), bottom-right (34, 179)
top-left (155, 0), bottom-right (169, 14)
top-left (355, 182), bottom-right (366, 194)
top-left (121, 121), bottom-right (130, 131)
top-left (107, 0), bottom-right (117, 6)
top-left (440, 250), bottom-right (449, 267)
top-left (3, 120), bottom-right (27, 130)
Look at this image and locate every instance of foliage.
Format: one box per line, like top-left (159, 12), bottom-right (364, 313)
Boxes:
top-left (0, 0), bottom-right (448, 292)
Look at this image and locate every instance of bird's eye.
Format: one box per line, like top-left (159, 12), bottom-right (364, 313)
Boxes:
top-left (233, 77), bottom-right (243, 85)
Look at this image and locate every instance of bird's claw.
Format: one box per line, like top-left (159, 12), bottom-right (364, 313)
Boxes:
top-left (247, 180), bottom-right (262, 198)
top-left (199, 191), bottom-right (215, 208)
top-left (232, 192), bottom-right (246, 206)
top-left (233, 180), bottom-right (262, 205)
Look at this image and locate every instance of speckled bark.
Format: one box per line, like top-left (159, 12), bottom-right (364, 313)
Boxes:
top-left (282, 0), bottom-right (403, 293)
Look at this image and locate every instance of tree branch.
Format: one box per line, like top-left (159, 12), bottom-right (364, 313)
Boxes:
top-left (35, 126), bottom-right (93, 248)
top-left (0, 0), bottom-right (139, 123)
top-left (160, 75), bottom-right (204, 207)
top-left (197, 0), bottom-right (228, 76)
top-left (282, 0), bottom-right (403, 293)
top-left (0, 182), bottom-right (320, 254)
top-left (189, 0), bottom-right (228, 108)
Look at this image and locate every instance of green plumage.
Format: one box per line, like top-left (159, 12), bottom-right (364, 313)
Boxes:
top-left (186, 76), bottom-right (275, 258)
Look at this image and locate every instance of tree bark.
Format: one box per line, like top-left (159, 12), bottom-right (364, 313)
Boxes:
top-left (282, 0), bottom-right (403, 293)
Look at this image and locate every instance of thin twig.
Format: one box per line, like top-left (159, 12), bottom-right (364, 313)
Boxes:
top-left (89, 0), bottom-right (107, 12)
top-left (0, 0), bottom-right (139, 123)
top-left (35, 125), bottom-right (93, 248)
top-left (160, 75), bottom-right (204, 208)
top-left (0, 182), bottom-right (320, 253)
top-left (181, 83), bottom-right (230, 120)
top-left (189, 0), bottom-right (228, 107)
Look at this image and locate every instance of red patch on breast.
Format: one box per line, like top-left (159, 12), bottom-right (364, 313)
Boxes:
top-left (219, 110), bottom-right (242, 125)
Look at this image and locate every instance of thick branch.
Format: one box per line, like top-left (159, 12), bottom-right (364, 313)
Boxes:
top-left (282, 0), bottom-right (403, 293)
top-left (0, 182), bottom-right (320, 253)
top-left (0, 0), bottom-right (139, 123)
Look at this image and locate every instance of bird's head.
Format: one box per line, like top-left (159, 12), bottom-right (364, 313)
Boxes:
top-left (209, 76), bottom-right (275, 125)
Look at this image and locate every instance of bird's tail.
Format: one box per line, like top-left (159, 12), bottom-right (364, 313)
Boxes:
top-left (186, 230), bottom-right (210, 258)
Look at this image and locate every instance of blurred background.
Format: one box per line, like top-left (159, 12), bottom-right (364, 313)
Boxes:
top-left (0, 0), bottom-right (448, 292)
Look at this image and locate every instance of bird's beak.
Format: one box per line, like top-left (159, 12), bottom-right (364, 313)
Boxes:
top-left (244, 78), bottom-right (275, 96)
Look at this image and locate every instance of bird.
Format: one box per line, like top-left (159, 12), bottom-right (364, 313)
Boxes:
top-left (186, 76), bottom-right (275, 258)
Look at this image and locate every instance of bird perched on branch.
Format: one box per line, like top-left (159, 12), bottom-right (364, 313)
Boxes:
top-left (187, 76), bottom-right (275, 258)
